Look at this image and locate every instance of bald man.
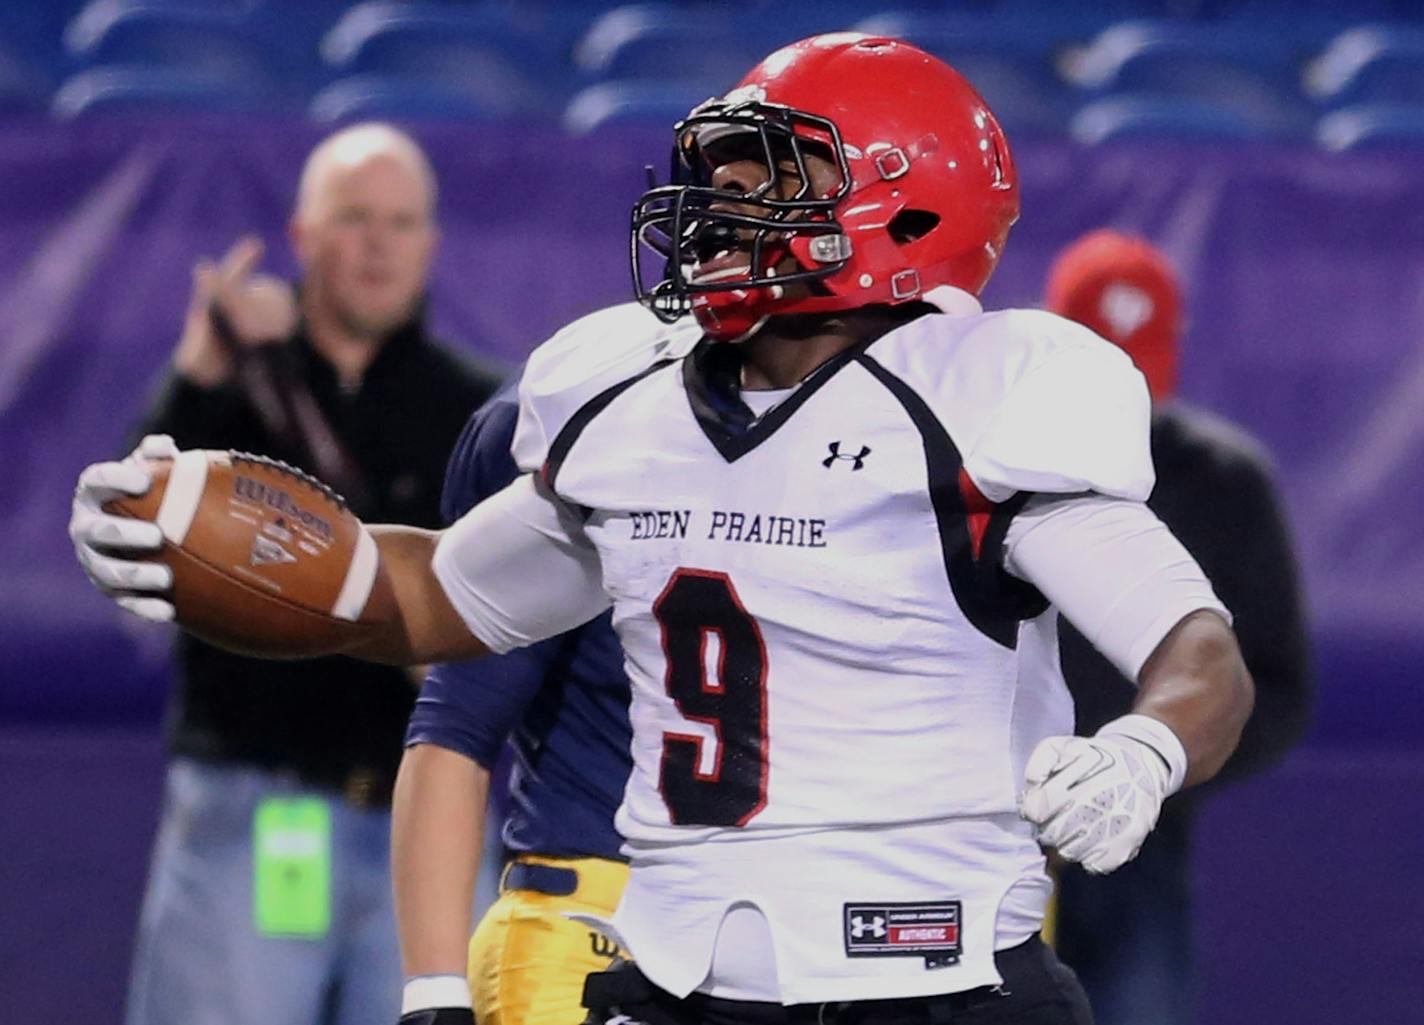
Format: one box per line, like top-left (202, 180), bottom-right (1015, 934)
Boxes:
top-left (124, 123), bottom-right (503, 1025)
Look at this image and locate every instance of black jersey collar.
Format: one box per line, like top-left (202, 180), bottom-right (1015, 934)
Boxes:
top-left (682, 336), bottom-right (871, 462)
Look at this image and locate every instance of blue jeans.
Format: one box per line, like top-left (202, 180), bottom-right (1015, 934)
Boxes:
top-left (125, 758), bottom-right (401, 1025)
top-left (1054, 808), bottom-right (1194, 1025)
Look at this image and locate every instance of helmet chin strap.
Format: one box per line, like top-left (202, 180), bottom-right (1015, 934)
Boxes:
top-left (692, 266), bottom-right (785, 343)
top-left (692, 286), bottom-right (772, 342)
top-left (726, 314), bottom-right (773, 345)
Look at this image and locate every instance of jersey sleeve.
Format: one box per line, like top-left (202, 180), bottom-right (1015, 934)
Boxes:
top-left (1004, 493), bottom-right (1230, 680)
top-left (433, 475), bottom-right (611, 654)
top-left (511, 302), bottom-right (701, 472)
top-left (436, 326), bottom-right (626, 647)
top-left (407, 376), bottom-right (570, 767)
top-left (439, 376), bottom-right (523, 524)
top-left (406, 642), bottom-right (566, 769)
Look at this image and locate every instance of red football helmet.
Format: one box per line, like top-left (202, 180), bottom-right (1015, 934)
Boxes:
top-left (632, 33), bottom-right (1019, 340)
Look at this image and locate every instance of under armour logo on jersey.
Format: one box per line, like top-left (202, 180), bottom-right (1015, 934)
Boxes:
top-left (823, 441), bottom-right (871, 470)
top-left (849, 914), bottom-right (887, 939)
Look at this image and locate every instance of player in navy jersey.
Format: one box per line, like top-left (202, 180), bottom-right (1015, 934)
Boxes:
top-left (392, 378), bottom-right (634, 1025)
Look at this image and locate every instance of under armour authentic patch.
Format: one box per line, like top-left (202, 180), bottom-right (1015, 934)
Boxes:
top-left (843, 901), bottom-right (962, 969)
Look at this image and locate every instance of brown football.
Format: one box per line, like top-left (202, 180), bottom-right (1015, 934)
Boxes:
top-left (103, 450), bottom-right (395, 659)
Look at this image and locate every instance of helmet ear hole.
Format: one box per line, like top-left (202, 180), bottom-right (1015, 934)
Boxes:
top-left (888, 209), bottom-right (941, 245)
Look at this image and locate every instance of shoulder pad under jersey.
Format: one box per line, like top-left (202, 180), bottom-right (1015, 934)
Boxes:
top-left (866, 307), bottom-right (1154, 502)
top-left (512, 303), bottom-right (701, 472)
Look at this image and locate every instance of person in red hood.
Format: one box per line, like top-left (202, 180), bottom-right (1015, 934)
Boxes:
top-left (1045, 230), bottom-right (1183, 401)
top-left (1046, 229), bottom-right (1312, 1025)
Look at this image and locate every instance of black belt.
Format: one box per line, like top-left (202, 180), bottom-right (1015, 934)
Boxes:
top-left (503, 860), bottom-right (580, 897)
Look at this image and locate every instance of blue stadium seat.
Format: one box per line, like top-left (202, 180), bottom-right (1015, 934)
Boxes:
top-left (322, 2), bottom-right (554, 73)
top-left (1208, 0), bottom-right (1405, 23)
top-left (717, 8), bottom-right (881, 49)
top-left (967, 1), bottom-right (1155, 44)
top-left (0, 3), bottom-right (73, 102)
top-left (63, 0), bottom-right (276, 88)
top-left (1304, 25), bottom-right (1424, 107)
top-left (857, 10), bottom-right (1088, 54)
top-left (572, 6), bottom-right (760, 85)
top-left (1061, 20), bottom-right (1309, 137)
top-left (944, 56), bottom-right (1070, 136)
top-left (0, 37), bottom-right (55, 111)
top-left (574, 2), bottom-right (871, 77)
top-left (991, 0), bottom-right (1166, 20)
top-left (1316, 103), bottom-right (1424, 150)
top-left (64, 0), bottom-right (244, 51)
top-left (51, 65), bottom-right (268, 118)
top-left (1068, 95), bottom-right (1280, 144)
top-left (562, 80), bottom-right (717, 135)
top-left (320, 2), bottom-right (558, 117)
top-left (853, 13), bottom-right (1071, 135)
top-left (1062, 19), bottom-right (1303, 87)
top-left (309, 73), bottom-right (534, 124)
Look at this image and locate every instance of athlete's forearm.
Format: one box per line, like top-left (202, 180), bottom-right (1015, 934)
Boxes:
top-left (351, 526), bottom-right (489, 665)
top-left (1133, 609), bottom-right (1255, 788)
top-left (392, 743), bottom-right (490, 979)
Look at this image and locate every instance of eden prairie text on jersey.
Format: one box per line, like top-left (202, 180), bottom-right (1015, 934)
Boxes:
top-left (628, 508), bottom-right (827, 549)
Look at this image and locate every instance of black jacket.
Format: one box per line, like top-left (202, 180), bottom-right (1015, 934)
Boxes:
top-left (1059, 400), bottom-right (1313, 789)
top-left (134, 317), bottom-right (503, 803)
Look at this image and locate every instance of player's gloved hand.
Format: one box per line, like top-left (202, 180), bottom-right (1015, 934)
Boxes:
top-left (68, 433), bottom-right (178, 622)
top-left (1019, 713), bottom-right (1187, 875)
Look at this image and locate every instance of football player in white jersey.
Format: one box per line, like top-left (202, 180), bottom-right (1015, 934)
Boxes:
top-left (73, 34), bottom-right (1253, 1025)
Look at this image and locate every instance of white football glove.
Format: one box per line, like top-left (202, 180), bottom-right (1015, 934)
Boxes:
top-left (69, 433), bottom-right (179, 623)
top-left (1020, 714), bottom-right (1188, 875)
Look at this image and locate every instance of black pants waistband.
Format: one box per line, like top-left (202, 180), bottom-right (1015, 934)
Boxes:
top-left (586, 936), bottom-right (1063, 1025)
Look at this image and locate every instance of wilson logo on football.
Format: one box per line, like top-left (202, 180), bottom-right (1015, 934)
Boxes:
top-left (233, 475), bottom-right (334, 542)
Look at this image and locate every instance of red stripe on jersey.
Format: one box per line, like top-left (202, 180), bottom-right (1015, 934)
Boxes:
top-left (958, 468), bottom-right (993, 561)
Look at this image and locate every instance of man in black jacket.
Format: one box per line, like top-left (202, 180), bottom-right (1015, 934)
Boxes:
top-left (124, 123), bottom-right (502, 1025)
top-left (1045, 229), bottom-right (1312, 1025)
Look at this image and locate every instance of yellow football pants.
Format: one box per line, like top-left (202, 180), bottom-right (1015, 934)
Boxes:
top-left (467, 854), bottom-right (630, 1025)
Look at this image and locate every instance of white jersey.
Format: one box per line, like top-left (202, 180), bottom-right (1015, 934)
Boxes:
top-left (449, 290), bottom-right (1159, 1002)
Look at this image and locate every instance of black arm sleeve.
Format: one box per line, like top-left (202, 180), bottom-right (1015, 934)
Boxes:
top-left (1199, 458), bottom-right (1313, 786)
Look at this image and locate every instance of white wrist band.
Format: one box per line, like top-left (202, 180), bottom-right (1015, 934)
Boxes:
top-left (401, 975), bottom-right (472, 1014)
top-left (1097, 713), bottom-right (1189, 795)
